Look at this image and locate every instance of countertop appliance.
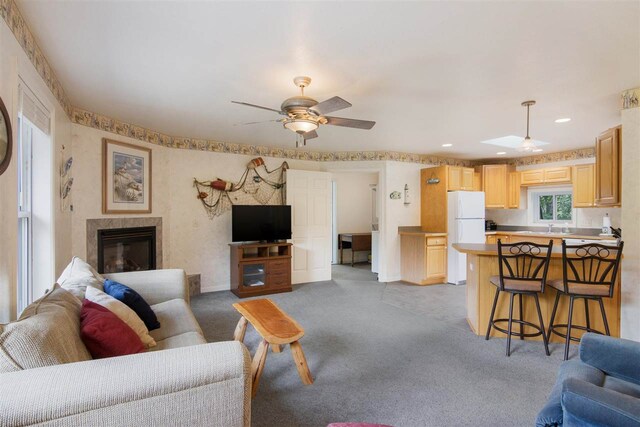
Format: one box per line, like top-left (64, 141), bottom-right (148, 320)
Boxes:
top-left (448, 191), bottom-right (486, 285)
top-left (485, 220), bottom-right (497, 231)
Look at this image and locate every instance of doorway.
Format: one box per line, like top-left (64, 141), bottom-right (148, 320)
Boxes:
top-left (331, 171), bottom-right (379, 276)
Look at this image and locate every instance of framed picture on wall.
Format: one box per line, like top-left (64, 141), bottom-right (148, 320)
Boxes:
top-left (102, 138), bottom-right (152, 214)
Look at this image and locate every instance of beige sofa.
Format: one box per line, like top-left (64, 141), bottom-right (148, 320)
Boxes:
top-left (0, 269), bottom-right (251, 427)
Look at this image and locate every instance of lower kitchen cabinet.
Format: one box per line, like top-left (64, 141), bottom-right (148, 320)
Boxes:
top-left (400, 233), bottom-right (448, 285)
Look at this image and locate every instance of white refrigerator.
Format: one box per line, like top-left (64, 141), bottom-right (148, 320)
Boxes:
top-left (447, 191), bottom-right (486, 285)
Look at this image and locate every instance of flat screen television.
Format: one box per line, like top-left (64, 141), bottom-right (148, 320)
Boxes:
top-left (231, 205), bottom-right (292, 242)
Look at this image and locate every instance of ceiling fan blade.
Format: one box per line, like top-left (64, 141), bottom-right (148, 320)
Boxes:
top-left (324, 116), bottom-right (376, 130)
top-left (233, 119), bottom-right (281, 126)
top-left (303, 129), bottom-right (318, 140)
top-left (310, 96), bottom-right (352, 115)
top-left (231, 101), bottom-right (282, 114)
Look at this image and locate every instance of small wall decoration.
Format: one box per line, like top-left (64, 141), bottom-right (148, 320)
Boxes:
top-left (193, 157), bottom-right (288, 218)
top-left (390, 191), bottom-right (402, 200)
top-left (102, 138), bottom-right (152, 214)
top-left (59, 146), bottom-right (73, 211)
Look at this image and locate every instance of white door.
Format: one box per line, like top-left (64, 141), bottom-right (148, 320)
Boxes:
top-left (286, 169), bottom-right (332, 284)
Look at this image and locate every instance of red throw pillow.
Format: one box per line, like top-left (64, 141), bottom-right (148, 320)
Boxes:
top-left (80, 299), bottom-right (145, 358)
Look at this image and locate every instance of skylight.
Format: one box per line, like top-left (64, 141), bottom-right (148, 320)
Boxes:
top-left (480, 135), bottom-right (550, 149)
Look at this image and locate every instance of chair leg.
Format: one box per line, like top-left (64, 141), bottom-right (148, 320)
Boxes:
top-left (598, 298), bottom-right (611, 336)
top-left (519, 293), bottom-right (524, 340)
top-left (486, 288), bottom-right (500, 340)
top-left (564, 296), bottom-right (575, 361)
top-left (584, 298), bottom-right (591, 332)
top-left (534, 293), bottom-right (550, 356)
top-left (506, 293), bottom-right (515, 357)
top-left (548, 290), bottom-right (561, 340)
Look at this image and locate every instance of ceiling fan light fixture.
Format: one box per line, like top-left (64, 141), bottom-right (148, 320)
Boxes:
top-left (284, 119), bottom-right (319, 134)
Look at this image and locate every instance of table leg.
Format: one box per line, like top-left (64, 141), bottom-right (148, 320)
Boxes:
top-left (251, 339), bottom-right (269, 397)
top-left (290, 341), bottom-right (314, 385)
top-left (270, 344), bottom-right (282, 353)
top-left (233, 316), bottom-right (248, 342)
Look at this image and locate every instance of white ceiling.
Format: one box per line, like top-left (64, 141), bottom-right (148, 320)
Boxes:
top-left (17, 0), bottom-right (640, 159)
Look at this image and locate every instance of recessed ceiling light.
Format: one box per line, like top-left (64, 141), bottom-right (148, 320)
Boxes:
top-left (442, 144), bottom-right (453, 147)
top-left (555, 118), bottom-right (571, 123)
top-left (496, 151), bottom-right (506, 155)
top-left (533, 148), bottom-right (544, 152)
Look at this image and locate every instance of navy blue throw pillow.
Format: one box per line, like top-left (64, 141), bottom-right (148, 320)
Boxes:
top-left (103, 279), bottom-right (160, 331)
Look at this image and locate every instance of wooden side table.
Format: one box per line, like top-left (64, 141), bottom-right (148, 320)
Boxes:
top-left (232, 298), bottom-right (314, 397)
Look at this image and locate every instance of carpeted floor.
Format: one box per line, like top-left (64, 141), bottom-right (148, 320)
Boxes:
top-left (191, 264), bottom-right (565, 427)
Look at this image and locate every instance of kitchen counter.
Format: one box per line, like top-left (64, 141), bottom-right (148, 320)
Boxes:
top-left (484, 230), bottom-right (616, 241)
top-left (454, 243), bottom-right (621, 342)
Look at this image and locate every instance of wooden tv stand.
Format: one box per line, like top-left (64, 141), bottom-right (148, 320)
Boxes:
top-left (230, 242), bottom-right (292, 298)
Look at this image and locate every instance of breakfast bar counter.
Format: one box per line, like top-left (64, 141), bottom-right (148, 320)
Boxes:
top-left (453, 243), bottom-right (621, 342)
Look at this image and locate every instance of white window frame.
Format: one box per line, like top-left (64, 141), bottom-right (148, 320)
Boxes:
top-left (529, 188), bottom-right (575, 225)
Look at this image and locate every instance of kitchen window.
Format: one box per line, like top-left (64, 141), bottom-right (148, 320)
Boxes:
top-left (533, 191), bottom-right (573, 223)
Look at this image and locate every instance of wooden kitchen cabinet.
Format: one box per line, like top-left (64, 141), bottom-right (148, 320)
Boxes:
top-left (482, 164), bottom-right (512, 209)
top-left (461, 168), bottom-right (474, 190)
top-left (520, 167), bottom-right (571, 186)
top-left (520, 169), bottom-right (544, 185)
top-left (507, 171), bottom-right (521, 209)
top-left (400, 233), bottom-right (447, 285)
top-left (573, 164), bottom-right (595, 208)
top-left (486, 234), bottom-right (510, 244)
top-left (595, 126), bottom-right (621, 207)
top-left (473, 172), bottom-right (482, 191)
top-left (544, 167), bottom-right (572, 183)
top-left (447, 166), bottom-right (475, 191)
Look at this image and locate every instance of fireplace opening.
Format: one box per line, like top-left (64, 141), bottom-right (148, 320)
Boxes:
top-left (97, 226), bottom-right (156, 274)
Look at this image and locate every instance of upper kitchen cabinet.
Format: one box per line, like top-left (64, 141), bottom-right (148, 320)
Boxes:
top-left (447, 166), bottom-right (475, 191)
top-left (520, 166), bottom-right (571, 186)
top-left (573, 164), bottom-right (595, 208)
top-left (481, 164), bottom-right (513, 209)
top-left (595, 126), bottom-right (622, 207)
top-left (507, 171), bottom-right (521, 209)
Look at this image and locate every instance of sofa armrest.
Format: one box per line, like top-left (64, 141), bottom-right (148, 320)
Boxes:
top-left (0, 341), bottom-right (251, 427)
top-left (103, 269), bottom-right (189, 305)
top-left (580, 333), bottom-right (640, 386)
top-left (561, 378), bottom-right (640, 426)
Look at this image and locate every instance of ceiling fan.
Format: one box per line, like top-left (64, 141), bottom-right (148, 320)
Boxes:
top-left (232, 76), bottom-right (376, 148)
top-left (517, 100), bottom-right (538, 152)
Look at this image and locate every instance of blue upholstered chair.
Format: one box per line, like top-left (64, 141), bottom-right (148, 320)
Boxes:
top-left (536, 333), bottom-right (640, 426)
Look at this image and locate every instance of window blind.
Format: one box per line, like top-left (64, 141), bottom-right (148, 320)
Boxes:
top-left (19, 83), bottom-right (50, 135)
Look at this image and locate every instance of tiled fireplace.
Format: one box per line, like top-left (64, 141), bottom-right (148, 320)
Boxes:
top-left (86, 217), bottom-right (162, 273)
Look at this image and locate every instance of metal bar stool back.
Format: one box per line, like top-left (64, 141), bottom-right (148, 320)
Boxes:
top-left (548, 240), bottom-right (624, 360)
top-left (486, 240), bottom-right (554, 357)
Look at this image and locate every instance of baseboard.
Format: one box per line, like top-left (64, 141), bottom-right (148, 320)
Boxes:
top-left (200, 284), bottom-right (230, 293)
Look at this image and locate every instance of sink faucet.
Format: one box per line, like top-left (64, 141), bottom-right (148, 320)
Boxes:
top-left (562, 223), bottom-right (571, 233)
top-left (547, 223), bottom-right (554, 233)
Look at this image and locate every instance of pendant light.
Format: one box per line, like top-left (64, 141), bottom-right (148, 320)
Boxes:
top-left (517, 100), bottom-right (536, 152)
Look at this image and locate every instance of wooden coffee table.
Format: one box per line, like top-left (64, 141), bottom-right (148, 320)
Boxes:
top-left (232, 298), bottom-right (314, 397)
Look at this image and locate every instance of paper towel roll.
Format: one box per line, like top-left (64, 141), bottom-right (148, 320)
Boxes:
top-left (603, 214), bottom-right (611, 229)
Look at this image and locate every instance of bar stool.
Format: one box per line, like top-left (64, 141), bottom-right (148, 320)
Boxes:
top-left (547, 240), bottom-right (624, 360)
top-left (485, 240), bottom-right (553, 357)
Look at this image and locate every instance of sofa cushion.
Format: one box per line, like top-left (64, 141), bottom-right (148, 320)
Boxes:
top-left (80, 300), bottom-right (146, 359)
top-left (0, 285), bottom-right (92, 373)
top-left (149, 299), bottom-right (204, 342)
top-left (57, 256), bottom-right (105, 300)
top-left (103, 279), bottom-right (160, 331)
top-left (85, 286), bottom-right (157, 349)
top-left (149, 332), bottom-right (207, 352)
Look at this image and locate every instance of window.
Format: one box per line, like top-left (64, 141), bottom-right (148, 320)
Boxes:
top-left (534, 191), bottom-right (573, 223)
top-left (17, 81), bottom-right (52, 314)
